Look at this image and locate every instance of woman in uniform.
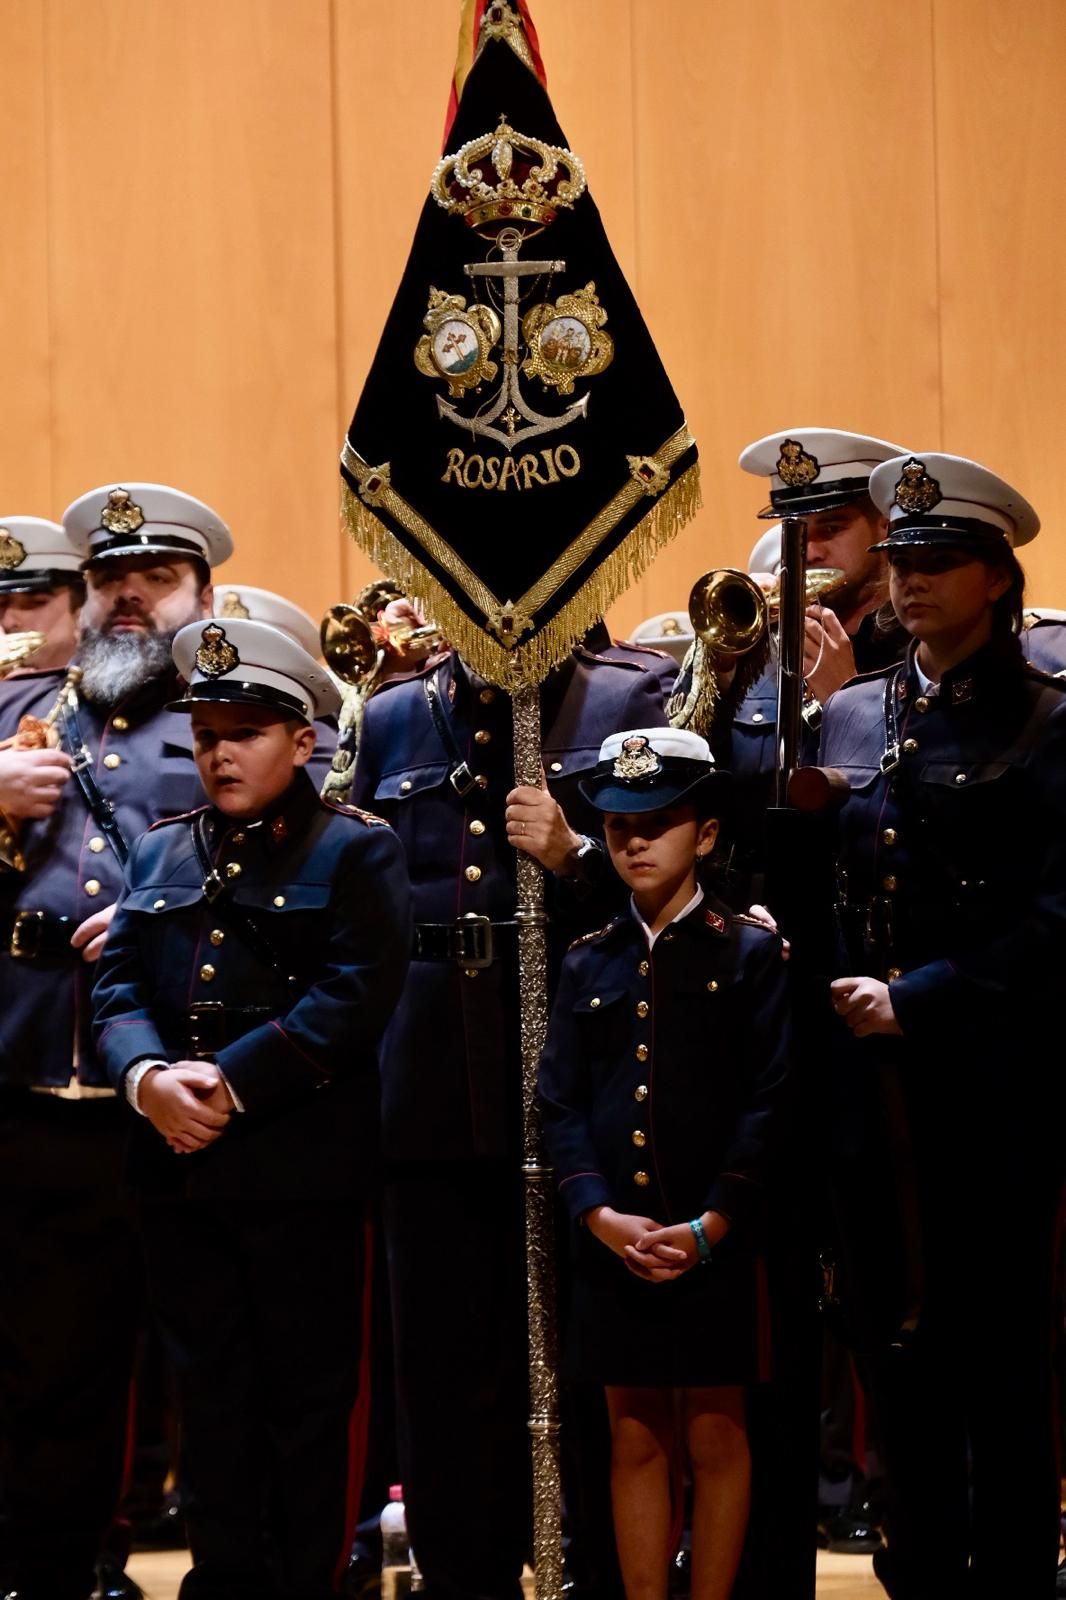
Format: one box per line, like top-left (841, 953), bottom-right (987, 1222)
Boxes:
top-left (818, 453), bottom-right (1066, 1600)
top-left (538, 728), bottom-right (792, 1600)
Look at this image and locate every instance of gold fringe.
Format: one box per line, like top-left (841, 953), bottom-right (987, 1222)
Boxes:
top-left (340, 460), bottom-right (701, 690)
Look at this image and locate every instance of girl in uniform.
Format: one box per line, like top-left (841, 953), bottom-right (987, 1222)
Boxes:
top-left (538, 728), bottom-right (791, 1600)
top-left (818, 453), bottom-right (1066, 1600)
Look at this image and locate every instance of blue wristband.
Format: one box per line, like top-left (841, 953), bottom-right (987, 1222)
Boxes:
top-left (688, 1217), bottom-right (713, 1264)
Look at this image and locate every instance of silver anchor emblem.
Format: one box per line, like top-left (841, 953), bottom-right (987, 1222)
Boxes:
top-left (439, 226), bottom-right (588, 451)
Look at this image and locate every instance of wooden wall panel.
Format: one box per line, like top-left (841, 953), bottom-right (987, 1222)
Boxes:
top-left (0, 2), bottom-right (52, 514)
top-left (615, 0), bottom-right (942, 638)
top-left (934, 0), bottom-right (1066, 607)
top-left (43, 0), bottom-right (341, 618)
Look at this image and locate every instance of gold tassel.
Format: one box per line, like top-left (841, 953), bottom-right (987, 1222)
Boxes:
top-left (340, 460), bottom-right (702, 690)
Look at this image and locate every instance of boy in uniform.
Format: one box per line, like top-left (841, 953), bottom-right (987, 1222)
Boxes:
top-left (92, 618), bottom-right (411, 1600)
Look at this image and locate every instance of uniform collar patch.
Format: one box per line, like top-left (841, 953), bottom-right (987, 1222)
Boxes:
top-left (704, 909), bottom-right (726, 933)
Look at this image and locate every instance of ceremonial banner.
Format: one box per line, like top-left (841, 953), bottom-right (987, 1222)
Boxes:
top-left (340, 0), bottom-right (700, 688)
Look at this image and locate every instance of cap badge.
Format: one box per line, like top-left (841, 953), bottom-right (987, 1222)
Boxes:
top-left (613, 735), bottom-right (662, 782)
top-left (894, 459), bottom-right (941, 514)
top-left (219, 590), bottom-right (251, 619)
top-left (100, 488), bottom-right (145, 535)
top-left (776, 439), bottom-right (819, 488)
top-left (195, 624), bottom-right (239, 679)
top-left (0, 528), bottom-right (27, 570)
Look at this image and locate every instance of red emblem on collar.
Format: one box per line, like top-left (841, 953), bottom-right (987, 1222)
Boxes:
top-left (705, 910), bottom-right (726, 932)
top-left (271, 816), bottom-right (288, 842)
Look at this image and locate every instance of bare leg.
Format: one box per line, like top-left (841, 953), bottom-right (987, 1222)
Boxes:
top-left (685, 1386), bottom-right (750, 1600)
top-left (605, 1386), bottom-right (677, 1600)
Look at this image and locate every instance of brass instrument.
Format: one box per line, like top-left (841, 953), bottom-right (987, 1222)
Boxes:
top-left (0, 661), bottom-right (82, 872)
top-left (319, 583), bottom-right (446, 804)
top-left (0, 631), bottom-right (46, 677)
top-left (668, 566), bottom-right (845, 736)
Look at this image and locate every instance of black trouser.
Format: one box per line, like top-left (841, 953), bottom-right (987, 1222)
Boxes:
top-left (140, 1175), bottom-right (370, 1600)
top-left (385, 1162), bottom-right (531, 1600)
top-left (0, 1090), bottom-right (140, 1600)
top-left (861, 1115), bottom-right (1062, 1599)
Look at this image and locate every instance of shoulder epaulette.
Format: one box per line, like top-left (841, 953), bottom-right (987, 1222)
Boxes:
top-left (731, 912), bottom-right (771, 929)
top-left (837, 661), bottom-right (899, 691)
top-left (573, 645), bottom-right (643, 672)
top-left (147, 804), bottom-right (209, 832)
top-left (611, 639), bottom-right (674, 661)
top-left (322, 797), bottom-right (393, 827)
top-left (567, 916), bottom-right (623, 951)
top-left (1022, 662), bottom-right (1066, 690)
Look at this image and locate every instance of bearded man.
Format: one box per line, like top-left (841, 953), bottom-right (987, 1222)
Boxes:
top-left (0, 483), bottom-right (231, 1600)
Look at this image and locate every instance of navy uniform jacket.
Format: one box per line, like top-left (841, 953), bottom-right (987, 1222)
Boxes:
top-left (583, 621), bottom-right (679, 698)
top-left (819, 636), bottom-right (1066, 1046)
top-left (92, 770), bottom-right (411, 1191)
top-left (352, 647), bottom-right (666, 1162)
top-left (0, 669), bottom-right (337, 1087)
top-left (538, 899), bottom-right (791, 1232)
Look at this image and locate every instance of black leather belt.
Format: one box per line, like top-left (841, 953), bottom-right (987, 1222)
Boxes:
top-left (412, 916), bottom-right (517, 969)
top-left (2, 909), bottom-right (77, 961)
top-left (187, 1001), bottom-right (274, 1059)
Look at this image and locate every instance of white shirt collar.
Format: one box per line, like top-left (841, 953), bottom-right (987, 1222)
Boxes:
top-left (631, 884), bottom-right (705, 949)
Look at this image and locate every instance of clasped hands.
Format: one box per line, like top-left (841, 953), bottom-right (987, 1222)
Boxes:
top-left (584, 1205), bottom-right (730, 1283)
top-left (139, 1063), bottom-right (235, 1155)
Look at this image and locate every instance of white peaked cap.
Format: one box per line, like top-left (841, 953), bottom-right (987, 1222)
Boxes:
top-left (63, 482), bottom-right (233, 568)
top-left (868, 453), bottom-right (1039, 550)
top-left (214, 584), bottom-right (320, 659)
top-left (0, 516), bottom-right (85, 590)
top-left (172, 618), bottom-right (341, 722)
top-left (739, 428), bottom-right (908, 519)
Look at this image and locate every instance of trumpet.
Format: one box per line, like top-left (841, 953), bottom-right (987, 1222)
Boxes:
top-left (321, 582), bottom-right (445, 688)
top-left (668, 566), bottom-right (845, 737)
top-left (0, 661), bottom-right (82, 872)
top-left (688, 566), bottom-right (846, 662)
top-left (0, 631), bottom-right (46, 678)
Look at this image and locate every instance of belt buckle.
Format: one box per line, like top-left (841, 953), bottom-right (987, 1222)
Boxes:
top-left (202, 869), bottom-right (225, 903)
top-left (879, 744), bottom-right (900, 776)
top-left (68, 745), bottom-right (93, 776)
top-left (456, 915), bottom-right (494, 968)
top-left (188, 1000), bottom-right (225, 1059)
top-left (449, 762), bottom-right (476, 798)
top-left (10, 909), bottom-right (44, 959)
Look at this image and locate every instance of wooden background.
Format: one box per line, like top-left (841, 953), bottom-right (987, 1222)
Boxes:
top-left (3, 0), bottom-right (1064, 638)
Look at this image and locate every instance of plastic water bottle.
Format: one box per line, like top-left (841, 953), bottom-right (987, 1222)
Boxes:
top-left (381, 1485), bottom-right (410, 1600)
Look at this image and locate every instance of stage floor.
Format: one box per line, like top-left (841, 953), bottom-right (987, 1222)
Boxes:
top-left (127, 1549), bottom-right (883, 1597)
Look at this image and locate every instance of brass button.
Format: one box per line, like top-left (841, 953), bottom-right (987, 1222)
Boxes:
top-left (88, 836), bottom-right (105, 853)
top-left (633, 1171), bottom-right (650, 1189)
top-left (84, 879), bottom-right (101, 897)
top-left (479, 688), bottom-right (495, 704)
top-left (902, 738), bottom-right (918, 754)
top-left (635, 1044), bottom-right (649, 1062)
top-left (634, 1084), bottom-right (648, 1102)
top-left (882, 828), bottom-right (898, 846)
top-left (469, 820), bottom-right (486, 836)
top-left (400, 780), bottom-right (412, 794)
top-left (636, 1001), bottom-right (649, 1018)
top-left (887, 966), bottom-right (903, 981)
top-left (199, 964), bottom-right (216, 983)
top-left (111, 715), bottom-right (129, 732)
top-left (225, 862), bottom-right (241, 879)
top-left (549, 760), bottom-right (562, 773)
top-left (464, 865), bottom-right (482, 882)
top-left (474, 729), bottom-right (491, 745)
top-left (954, 772), bottom-right (967, 785)
top-left (476, 774), bottom-right (489, 789)
top-left (751, 711), bottom-right (764, 723)
top-left (589, 997), bottom-right (600, 1009)
top-left (209, 929), bottom-right (225, 947)
top-left (153, 898), bottom-right (166, 909)
top-left (882, 874), bottom-right (898, 892)
top-left (638, 960), bottom-right (649, 977)
top-left (103, 753), bottom-right (121, 769)
top-left (914, 696), bottom-right (929, 714)
top-left (273, 895), bottom-right (286, 908)
top-left (632, 1130), bottom-right (646, 1148)
top-left (706, 980), bottom-right (719, 993)
top-left (463, 967), bottom-right (480, 978)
